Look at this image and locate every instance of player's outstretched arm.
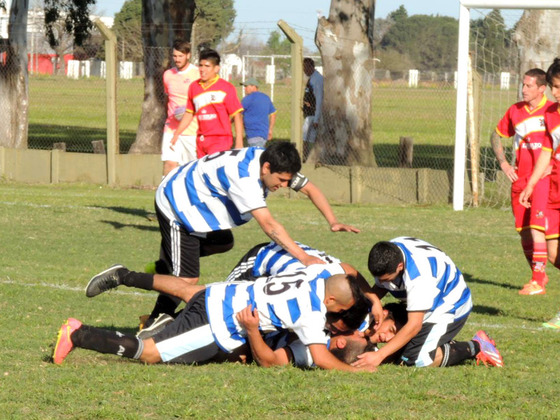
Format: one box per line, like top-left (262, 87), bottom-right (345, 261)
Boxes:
top-left (520, 149), bottom-right (552, 208)
top-left (251, 207), bottom-right (325, 266)
top-left (298, 182), bottom-right (360, 233)
top-left (233, 113), bottom-right (244, 149)
top-left (309, 344), bottom-right (374, 372)
top-left (236, 306), bottom-right (290, 367)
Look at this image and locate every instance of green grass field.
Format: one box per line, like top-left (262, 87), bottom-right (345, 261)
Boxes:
top-left (2, 180), bottom-right (560, 418)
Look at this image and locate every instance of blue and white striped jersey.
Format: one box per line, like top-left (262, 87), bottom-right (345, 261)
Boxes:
top-left (206, 263), bottom-right (345, 352)
top-left (155, 148), bottom-right (266, 233)
top-left (374, 237), bottom-right (472, 323)
top-left (155, 147), bottom-right (309, 234)
top-left (225, 241), bottom-right (341, 282)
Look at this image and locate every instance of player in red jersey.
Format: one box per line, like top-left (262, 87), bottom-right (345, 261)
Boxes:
top-left (521, 59), bottom-right (560, 325)
top-left (171, 49), bottom-right (243, 158)
top-left (492, 68), bottom-right (552, 295)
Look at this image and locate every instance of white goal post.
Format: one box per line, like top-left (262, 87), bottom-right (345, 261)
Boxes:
top-left (454, 0), bottom-right (560, 210)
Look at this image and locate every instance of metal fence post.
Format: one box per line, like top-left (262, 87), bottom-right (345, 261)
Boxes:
top-left (95, 19), bottom-right (119, 185)
top-left (277, 20), bottom-right (303, 156)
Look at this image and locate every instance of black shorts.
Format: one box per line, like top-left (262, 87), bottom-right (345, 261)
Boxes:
top-left (152, 290), bottom-right (223, 364)
top-left (155, 202), bottom-right (234, 277)
top-left (399, 315), bottom-right (468, 367)
top-left (225, 242), bottom-right (270, 282)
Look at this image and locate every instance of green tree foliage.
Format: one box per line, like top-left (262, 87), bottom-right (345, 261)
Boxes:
top-left (379, 11), bottom-right (458, 71)
top-left (193, 0), bottom-right (236, 49)
top-left (44, 0), bottom-right (96, 47)
top-left (470, 9), bottom-right (514, 72)
top-left (111, 0), bottom-right (235, 59)
top-left (265, 30), bottom-right (290, 55)
top-left (112, 0), bottom-right (143, 61)
top-left (388, 5), bottom-right (408, 23)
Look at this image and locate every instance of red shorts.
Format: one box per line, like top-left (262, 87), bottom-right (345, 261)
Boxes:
top-left (546, 207), bottom-right (560, 239)
top-left (511, 177), bottom-right (549, 232)
top-left (196, 135), bottom-right (233, 158)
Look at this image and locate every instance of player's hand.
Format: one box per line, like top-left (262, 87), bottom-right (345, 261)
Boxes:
top-left (301, 255), bottom-right (326, 266)
top-left (500, 161), bottom-right (517, 183)
top-left (268, 130), bottom-right (273, 141)
top-left (352, 351), bottom-right (384, 369)
top-left (170, 135), bottom-right (179, 150)
top-left (236, 305), bottom-right (260, 331)
top-left (330, 222), bottom-right (360, 233)
top-left (519, 186), bottom-right (534, 208)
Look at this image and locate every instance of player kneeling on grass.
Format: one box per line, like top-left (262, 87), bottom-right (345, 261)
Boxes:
top-left (53, 265), bottom-right (375, 372)
top-left (351, 237), bottom-right (504, 370)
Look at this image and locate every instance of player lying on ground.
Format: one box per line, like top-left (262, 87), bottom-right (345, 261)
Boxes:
top-left (54, 264), bottom-right (373, 372)
top-left (352, 237), bottom-right (504, 369)
top-left (146, 141), bottom-right (361, 327)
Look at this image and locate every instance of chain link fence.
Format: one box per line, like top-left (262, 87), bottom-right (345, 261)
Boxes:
top-left (1, 14), bottom-right (537, 206)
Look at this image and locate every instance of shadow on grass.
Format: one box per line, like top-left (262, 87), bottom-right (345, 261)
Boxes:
top-left (101, 220), bottom-right (159, 232)
top-left (28, 124), bottom-right (136, 153)
top-left (95, 205), bottom-right (155, 219)
top-left (471, 304), bottom-right (503, 316)
top-left (463, 273), bottom-right (518, 291)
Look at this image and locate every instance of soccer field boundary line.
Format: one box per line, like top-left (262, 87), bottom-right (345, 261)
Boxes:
top-left (1, 278), bottom-right (154, 298)
top-left (1, 277), bottom-right (545, 331)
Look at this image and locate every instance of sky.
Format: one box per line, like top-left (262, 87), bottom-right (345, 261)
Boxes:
top-left (92, 0), bottom-right (517, 49)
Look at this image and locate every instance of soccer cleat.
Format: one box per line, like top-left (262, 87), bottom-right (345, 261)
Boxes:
top-left (85, 264), bottom-right (125, 297)
top-left (136, 313), bottom-right (174, 340)
top-left (472, 330), bottom-right (503, 368)
top-left (53, 318), bottom-right (82, 364)
top-left (542, 311), bottom-right (560, 329)
top-left (518, 281), bottom-right (545, 295)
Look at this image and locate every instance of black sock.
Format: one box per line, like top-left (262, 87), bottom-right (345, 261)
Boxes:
top-left (149, 294), bottom-right (182, 319)
top-left (120, 270), bottom-right (154, 291)
top-left (71, 325), bottom-right (143, 359)
top-left (439, 340), bottom-right (479, 367)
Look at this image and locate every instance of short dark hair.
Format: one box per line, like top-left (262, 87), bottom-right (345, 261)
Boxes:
top-left (547, 58), bottom-right (560, 86)
top-left (525, 68), bottom-right (546, 87)
top-left (199, 48), bottom-right (221, 66)
top-left (330, 338), bottom-right (373, 365)
top-left (383, 302), bottom-right (408, 329)
top-left (173, 40), bottom-right (191, 55)
top-left (260, 141), bottom-right (301, 174)
top-left (368, 241), bottom-right (403, 277)
top-left (303, 57), bottom-right (315, 68)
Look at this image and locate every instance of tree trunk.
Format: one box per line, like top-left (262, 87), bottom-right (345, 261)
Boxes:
top-left (514, 10), bottom-right (560, 71)
top-left (312, 0), bottom-right (376, 166)
top-left (128, 0), bottom-right (196, 154)
top-left (0, 0), bottom-right (29, 149)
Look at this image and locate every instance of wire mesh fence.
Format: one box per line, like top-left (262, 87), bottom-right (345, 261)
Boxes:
top-left (1, 11), bottom-right (544, 206)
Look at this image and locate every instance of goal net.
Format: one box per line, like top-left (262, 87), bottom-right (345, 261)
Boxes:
top-left (456, 1), bottom-right (560, 209)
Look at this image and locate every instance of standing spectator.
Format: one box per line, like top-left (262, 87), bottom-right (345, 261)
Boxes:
top-left (161, 40), bottom-right (200, 176)
top-left (171, 49), bottom-right (243, 158)
top-left (240, 77), bottom-right (277, 147)
top-left (302, 58), bottom-right (323, 162)
top-left (491, 68), bottom-right (552, 295)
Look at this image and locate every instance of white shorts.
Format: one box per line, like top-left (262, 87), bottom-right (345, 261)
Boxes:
top-left (302, 116), bottom-right (317, 144)
top-left (161, 131), bottom-right (196, 165)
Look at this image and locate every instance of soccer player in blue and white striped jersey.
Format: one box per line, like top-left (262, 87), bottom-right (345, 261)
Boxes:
top-left (149, 141), bottom-right (360, 324)
top-left (56, 265), bottom-right (374, 372)
top-left (352, 237), bottom-right (503, 369)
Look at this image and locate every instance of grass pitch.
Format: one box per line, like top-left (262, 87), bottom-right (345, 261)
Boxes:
top-left (1, 181), bottom-right (559, 418)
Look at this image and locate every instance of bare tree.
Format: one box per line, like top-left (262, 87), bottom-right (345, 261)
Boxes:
top-left (0, 0), bottom-right (29, 148)
top-left (514, 10), bottom-right (560, 71)
top-left (311, 0), bottom-right (376, 166)
top-left (128, 0), bottom-right (196, 154)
